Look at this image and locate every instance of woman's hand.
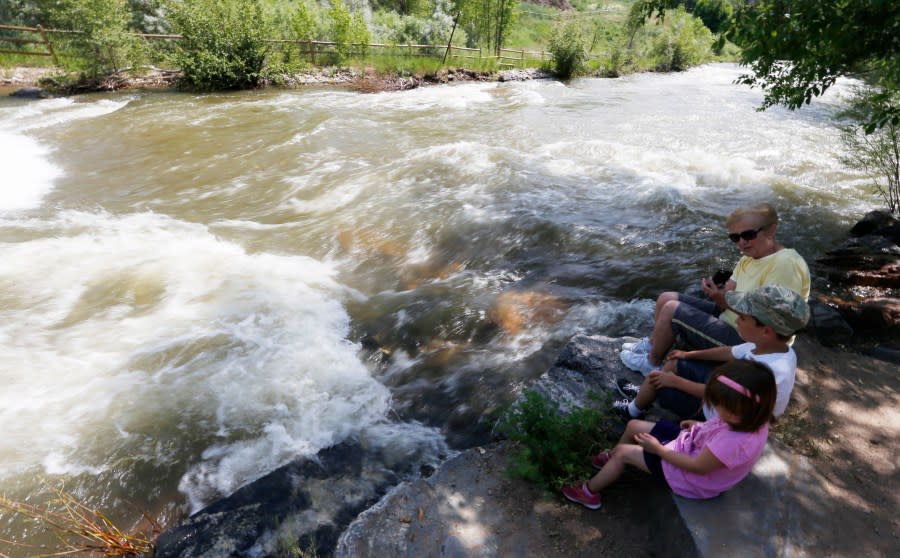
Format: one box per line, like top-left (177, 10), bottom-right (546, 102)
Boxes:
top-left (700, 277), bottom-right (732, 310)
top-left (648, 370), bottom-right (679, 389)
top-left (680, 420), bottom-right (700, 430)
top-left (634, 432), bottom-right (664, 455)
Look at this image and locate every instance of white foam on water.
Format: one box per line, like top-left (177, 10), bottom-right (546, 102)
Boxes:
top-left (535, 138), bottom-right (774, 195)
top-left (0, 210), bottom-right (439, 511)
top-left (0, 130), bottom-right (61, 211)
top-left (0, 96), bottom-right (132, 212)
top-left (0, 96), bottom-right (132, 132)
top-left (335, 81), bottom-right (497, 112)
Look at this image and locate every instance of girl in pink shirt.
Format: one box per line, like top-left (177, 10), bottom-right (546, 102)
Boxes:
top-left (562, 360), bottom-right (776, 509)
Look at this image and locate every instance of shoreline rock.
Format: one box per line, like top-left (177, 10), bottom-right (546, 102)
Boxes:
top-left (4, 66), bottom-right (552, 98)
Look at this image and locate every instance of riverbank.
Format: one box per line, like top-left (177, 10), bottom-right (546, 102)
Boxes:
top-left (0, 65), bottom-right (552, 96)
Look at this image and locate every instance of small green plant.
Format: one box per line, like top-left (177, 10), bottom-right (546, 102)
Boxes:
top-left (499, 389), bottom-right (613, 490)
top-left (547, 16), bottom-right (587, 80)
top-left (0, 486), bottom-right (159, 557)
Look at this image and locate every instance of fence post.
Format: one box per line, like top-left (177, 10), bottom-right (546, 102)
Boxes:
top-left (308, 39), bottom-right (314, 65)
top-left (520, 49), bottom-right (525, 68)
top-left (36, 24), bottom-right (58, 66)
top-left (441, 11), bottom-right (460, 66)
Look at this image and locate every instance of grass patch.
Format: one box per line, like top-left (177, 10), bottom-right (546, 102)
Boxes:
top-left (0, 486), bottom-right (159, 557)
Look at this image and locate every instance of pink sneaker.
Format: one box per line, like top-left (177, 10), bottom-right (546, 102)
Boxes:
top-left (591, 451), bottom-right (612, 470)
top-left (562, 482), bottom-right (602, 510)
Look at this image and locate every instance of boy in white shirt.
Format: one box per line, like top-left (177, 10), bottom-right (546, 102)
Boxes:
top-left (613, 284), bottom-right (810, 421)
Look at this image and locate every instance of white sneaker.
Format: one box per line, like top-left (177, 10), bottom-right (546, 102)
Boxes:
top-left (619, 349), bottom-right (655, 376)
top-left (622, 337), bottom-right (651, 354)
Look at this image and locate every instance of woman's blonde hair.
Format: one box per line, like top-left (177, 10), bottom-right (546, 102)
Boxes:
top-left (726, 203), bottom-right (778, 229)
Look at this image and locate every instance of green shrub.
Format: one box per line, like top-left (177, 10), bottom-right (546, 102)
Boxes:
top-left (651, 7), bottom-right (713, 72)
top-left (547, 17), bottom-right (587, 79)
top-left (44, 0), bottom-right (145, 77)
top-left (499, 390), bottom-right (613, 490)
top-left (165, 0), bottom-right (270, 90)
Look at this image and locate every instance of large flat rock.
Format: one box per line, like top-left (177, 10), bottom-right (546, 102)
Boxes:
top-left (337, 335), bottom-right (832, 557)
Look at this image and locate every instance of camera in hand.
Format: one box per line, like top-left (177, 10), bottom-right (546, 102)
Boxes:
top-left (712, 269), bottom-right (731, 287)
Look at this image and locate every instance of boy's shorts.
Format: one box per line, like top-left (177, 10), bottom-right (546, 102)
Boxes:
top-left (643, 420), bottom-right (681, 484)
top-left (673, 293), bottom-right (743, 349)
top-left (657, 359), bottom-right (716, 420)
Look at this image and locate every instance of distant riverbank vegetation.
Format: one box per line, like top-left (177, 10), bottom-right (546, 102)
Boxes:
top-left (0, 0), bottom-right (738, 90)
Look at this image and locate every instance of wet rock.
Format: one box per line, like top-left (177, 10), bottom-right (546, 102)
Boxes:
top-left (806, 300), bottom-right (854, 347)
top-left (814, 211), bottom-right (900, 290)
top-left (849, 210), bottom-right (900, 242)
top-left (10, 87), bottom-right (50, 99)
top-left (155, 441), bottom-right (416, 558)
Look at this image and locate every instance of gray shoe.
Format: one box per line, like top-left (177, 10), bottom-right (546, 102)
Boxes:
top-left (622, 337), bottom-right (651, 354)
top-left (620, 349), bottom-right (654, 376)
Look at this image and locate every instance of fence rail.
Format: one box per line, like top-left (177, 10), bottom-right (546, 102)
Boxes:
top-left (0, 24), bottom-right (551, 69)
top-left (0, 24), bottom-right (56, 63)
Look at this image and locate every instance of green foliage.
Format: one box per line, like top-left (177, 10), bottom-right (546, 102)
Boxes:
top-left (290, 0), bottom-right (320, 41)
top-left (650, 7), bottom-right (713, 72)
top-left (0, 0), bottom-right (43, 26)
top-left (327, 0), bottom-right (368, 62)
top-left (692, 0), bottom-right (731, 34)
top-left (547, 16), bottom-right (587, 79)
top-left (499, 390), bottom-right (612, 490)
top-left (165, 0), bottom-right (270, 90)
top-left (730, 0), bottom-right (900, 133)
top-left (43, 0), bottom-right (144, 77)
top-left (454, 0), bottom-right (519, 54)
top-left (839, 89), bottom-right (900, 214)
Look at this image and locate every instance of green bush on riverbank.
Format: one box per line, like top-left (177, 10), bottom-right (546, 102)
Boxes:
top-left (0, 0), bottom-right (731, 90)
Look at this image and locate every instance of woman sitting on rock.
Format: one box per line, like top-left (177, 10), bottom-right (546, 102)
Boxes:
top-left (620, 203), bottom-right (810, 376)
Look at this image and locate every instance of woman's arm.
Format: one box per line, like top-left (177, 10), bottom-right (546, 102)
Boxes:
top-left (635, 434), bottom-right (724, 474)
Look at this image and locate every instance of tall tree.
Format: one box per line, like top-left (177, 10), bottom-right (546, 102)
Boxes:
top-left (731, 1), bottom-right (900, 133)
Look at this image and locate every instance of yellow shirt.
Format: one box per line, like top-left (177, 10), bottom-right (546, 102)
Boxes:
top-left (720, 248), bottom-right (811, 327)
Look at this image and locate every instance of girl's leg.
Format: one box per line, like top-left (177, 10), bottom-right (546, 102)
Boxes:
top-left (617, 418), bottom-right (656, 445)
top-left (586, 444), bottom-right (650, 493)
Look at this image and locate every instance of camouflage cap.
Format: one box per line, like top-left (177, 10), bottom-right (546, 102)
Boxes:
top-left (726, 285), bottom-right (810, 337)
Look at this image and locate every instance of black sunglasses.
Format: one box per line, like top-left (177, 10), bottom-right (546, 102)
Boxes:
top-left (728, 226), bottom-right (766, 243)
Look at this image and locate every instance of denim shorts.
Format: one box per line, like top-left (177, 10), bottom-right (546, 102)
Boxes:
top-left (657, 359), bottom-right (716, 420)
top-left (673, 293), bottom-right (743, 349)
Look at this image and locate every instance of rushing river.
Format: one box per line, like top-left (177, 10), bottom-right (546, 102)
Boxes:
top-left (0, 64), bottom-right (870, 553)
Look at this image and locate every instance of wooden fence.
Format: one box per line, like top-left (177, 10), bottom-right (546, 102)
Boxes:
top-left (0, 24), bottom-right (57, 64)
top-left (0, 24), bottom-right (550, 69)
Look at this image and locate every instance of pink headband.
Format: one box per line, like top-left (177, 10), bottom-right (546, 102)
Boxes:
top-left (717, 375), bottom-right (760, 403)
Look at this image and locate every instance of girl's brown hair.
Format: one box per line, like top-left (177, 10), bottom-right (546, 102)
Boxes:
top-left (704, 360), bottom-right (777, 432)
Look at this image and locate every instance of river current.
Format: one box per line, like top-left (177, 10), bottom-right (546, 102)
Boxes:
top-left (0, 64), bottom-right (869, 551)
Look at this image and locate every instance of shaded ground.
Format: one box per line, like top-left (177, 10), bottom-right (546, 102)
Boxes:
top-left (468, 335), bottom-right (900, 558)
